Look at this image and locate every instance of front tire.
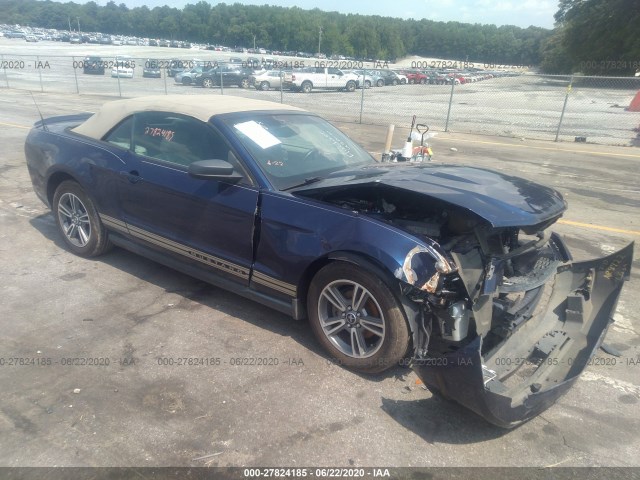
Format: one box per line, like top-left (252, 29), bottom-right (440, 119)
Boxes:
top-left (259, 81), bottom-right (270, 91)
top-left (308, 262), bottom-right (410, 373)
top-left (376, 79), bottom-right (384, 87)
top-left (53, 180), bottom-right (111, 258)
top-left (202, 77), bottom-right (214, 88)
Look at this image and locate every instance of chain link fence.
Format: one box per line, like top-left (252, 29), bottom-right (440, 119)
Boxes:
top-left (2, 53), bottom-right (639, 146)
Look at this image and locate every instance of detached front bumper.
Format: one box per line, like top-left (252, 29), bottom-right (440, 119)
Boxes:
top-left (412, 242), bottom-right (634, 428)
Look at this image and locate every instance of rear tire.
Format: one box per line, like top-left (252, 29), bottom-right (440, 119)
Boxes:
top-left (53, 180), bottom-right (111, 258)
top-left (301, 81), bottom-right (312, 93)
top-left (345, 80), bottom-right (356, 92)
top-left (202, 77), bottom-right (213, 88)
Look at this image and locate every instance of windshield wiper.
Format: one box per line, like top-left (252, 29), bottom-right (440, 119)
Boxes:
top-left (282, 176), bottom-right (324, 191)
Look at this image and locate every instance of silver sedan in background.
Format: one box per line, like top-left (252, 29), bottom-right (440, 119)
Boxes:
top-left (251, 69), bottom-right (293, 90)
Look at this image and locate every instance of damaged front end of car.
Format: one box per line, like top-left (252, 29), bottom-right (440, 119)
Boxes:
top-left (297, 164), bottom-right (633, 426)
top-left (404, 223), bottom-right (633, 428)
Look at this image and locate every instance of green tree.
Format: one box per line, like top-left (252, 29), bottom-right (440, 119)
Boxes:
top-left (544, 0), bottom-right (640, 75)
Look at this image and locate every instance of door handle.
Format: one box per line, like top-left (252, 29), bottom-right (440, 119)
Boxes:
top-left (120, 170), bottom-right (141, 184)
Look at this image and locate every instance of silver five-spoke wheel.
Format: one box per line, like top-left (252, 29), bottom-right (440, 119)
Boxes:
top-left (57, 192), bottom-right (91, 247)
top-left (318, 280), bottom-right (385, 358)
top-left (308, 262), bottom-right (409, 373)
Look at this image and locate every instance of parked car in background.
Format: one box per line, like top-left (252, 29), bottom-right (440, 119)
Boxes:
top-left (251, 69), bottom-right (292, 90)
top-left (375, 69), bottom-right (405, 86)
top-left (167, 59), bottom-right (187, 77)
top-left (111, 57), bottom-right (135, 78)
top-left (365, 69), bottom-right (386, 87)
top-left (350, 69), bottom-right (384, 88)
top-left (5, 30), bottom-right (26, 39)
top-left (195, 65), bottom-right (254, 88)
top-left (246, 57), bottom-right (261, 69)
top-left (403, 70), bottom-right (428, 84)
top-left (289, 67), bottom-right (359, 93)
top-left (443, 72), bottom-right (466, 85)
top-left (395, 71), bottom-right (408, 84)
top-left (83, 56), bottom-right (105, 75)
top-left (142, 59), bottom-right (161, 78)
top-left (175, 66), bottom-right (204, 85)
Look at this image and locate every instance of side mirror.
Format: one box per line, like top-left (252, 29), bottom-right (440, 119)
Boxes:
top-left (188, 159), bottom-right (242, 183)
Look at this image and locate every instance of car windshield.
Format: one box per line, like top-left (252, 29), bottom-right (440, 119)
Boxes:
top-left (223, 113), bottom-right (375, 190)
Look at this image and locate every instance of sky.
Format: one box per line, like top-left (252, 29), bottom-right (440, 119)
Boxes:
top-left (77, 0), bottom-right (559, 29)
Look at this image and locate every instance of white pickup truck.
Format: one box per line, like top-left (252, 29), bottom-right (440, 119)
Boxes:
top-left (290, 67), bottom-right (359, 93)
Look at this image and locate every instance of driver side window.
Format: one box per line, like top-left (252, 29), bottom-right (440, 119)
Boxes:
top-left (130, 112), bottom-right (252, 184)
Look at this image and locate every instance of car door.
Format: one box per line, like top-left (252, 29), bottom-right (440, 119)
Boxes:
top-left (116, 112), bottom-right (259, 285)
top-left (326, 67), bottom-right (343, 88)
top-left (309, 67), bottom-right (326, 88)
top-left (222, 65), bottom-right (240, 85)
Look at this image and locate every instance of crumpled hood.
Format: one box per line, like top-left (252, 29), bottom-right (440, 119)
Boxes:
top-left (297, 163), bottom-right (567, 228)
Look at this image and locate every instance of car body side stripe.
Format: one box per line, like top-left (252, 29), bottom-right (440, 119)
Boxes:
top-left (100, 214), bottom-right (249, 280)
top-left (100, 215), bottom-right (297, 295)
top-left (252, 271), bottom-right (296, 296)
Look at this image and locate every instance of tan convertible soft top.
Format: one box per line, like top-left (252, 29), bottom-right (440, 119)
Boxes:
top-left (72, 95), bottom-right (304, 140)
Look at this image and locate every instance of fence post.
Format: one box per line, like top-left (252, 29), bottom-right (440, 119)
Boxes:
top-left (280, 69), bottom-right (283, 104)
top-left (72, 56), bottom-right (79, 94)
top-left (359, 71), bottom-right (365, 124)
top-left (163, 65), bottom-right (168, 95)
top-left (555, 75), bottom-right (574, 142)
top-left (444, 77), bottom-right (456, 132)
top-left (1, 54), bottom-right (9, 88)
top-left (220, 67), bottom-right (224, 95)
top-left (115, 56), bottom-right (122, 97)
top-left (37, 55), bottom-right (44, 92)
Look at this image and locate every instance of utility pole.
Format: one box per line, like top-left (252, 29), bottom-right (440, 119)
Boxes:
top-left (68, 17), bottom-right (72, 33)
top-left (318, 26), bottom-right (322, 55)
top-left (253, 34), bottom-right (256, 51)
top-left (77, 17), bottom-right (81, 36)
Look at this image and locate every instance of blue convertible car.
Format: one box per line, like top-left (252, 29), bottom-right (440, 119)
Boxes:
top-left (25, 95), bottom-right (632, 427)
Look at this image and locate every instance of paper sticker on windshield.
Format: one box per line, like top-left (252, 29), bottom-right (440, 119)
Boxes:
top-left (234, 121), bottom-right (281, 149)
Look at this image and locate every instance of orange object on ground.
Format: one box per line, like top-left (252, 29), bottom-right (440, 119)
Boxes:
top-left (628, 90), bottom-right (640, 111)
